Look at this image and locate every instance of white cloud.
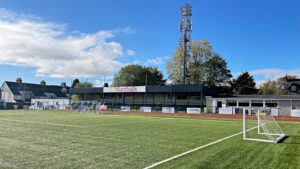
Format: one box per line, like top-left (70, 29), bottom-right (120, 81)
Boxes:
top-left (127, 49), bottom-right (136, 56)
top-left (146, 56), bottom-right (170, 65)
top-left (234, 68), bottom-right (300, 87)
top-left (255, 80), bottom-right (266, 87)
top-left (118, 27), bottom-right (135, 35)
top-left (0, 8), bottom-right (135, 78)
top-left (133, 60), bottom-right (140, 64)
top-left (248, 68), bottom-right (300, 80)
top-left (94, 76), bottom-right (113, 87)
top-left (166, 79), bottom-right (172, 85)
top-left (94, 80), bottom-right (103, 87)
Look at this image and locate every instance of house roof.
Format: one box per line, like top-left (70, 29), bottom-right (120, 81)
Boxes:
top-left (287, 79), bottom-right (300, 88)
top-left (5, 81), bottom-right (69, 98)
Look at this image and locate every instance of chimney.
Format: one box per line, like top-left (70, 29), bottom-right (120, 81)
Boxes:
top-left (40, 80), bottom-right (46, 86)
top-left (16, 78), bottom-right (22, 84)
top-left (61, 82), bottom-right (66, 88)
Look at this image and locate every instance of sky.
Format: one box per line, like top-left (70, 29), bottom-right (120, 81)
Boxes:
top-left (0, 0), bottom-right (299, 87)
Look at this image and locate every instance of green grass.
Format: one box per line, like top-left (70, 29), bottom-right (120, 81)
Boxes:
top-left (0, 110), bottom-right (299, 169)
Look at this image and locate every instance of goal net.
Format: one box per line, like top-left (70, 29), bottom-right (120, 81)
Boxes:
top-left (71, 101), bottom-right (103, 114)
top-left (243, 108), bottom-right (285, 143)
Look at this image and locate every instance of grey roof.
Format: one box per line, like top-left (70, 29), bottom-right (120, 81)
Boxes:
top-left (287, 79), bottom-right (300, 88)
top-left (5, 81), bottom-right (69, 98)
top-left (211, 94), bottom-right (300, 100)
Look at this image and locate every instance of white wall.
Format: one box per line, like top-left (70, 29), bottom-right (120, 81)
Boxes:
top-left (279, 100), bottom-right (292, 107)
top-left (1, 82), bottom-right (16, 103)
top-left (31, 99), bottom-right (70, 110)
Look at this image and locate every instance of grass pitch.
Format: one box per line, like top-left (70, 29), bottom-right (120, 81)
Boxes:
top-left (0, 110), bottom-right (299, 169)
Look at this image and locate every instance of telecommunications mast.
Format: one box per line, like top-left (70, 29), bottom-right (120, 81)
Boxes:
top-left (179, 3), bottom-right (192, 85)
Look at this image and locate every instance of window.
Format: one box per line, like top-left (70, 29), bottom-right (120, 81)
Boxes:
top-left (118, 94), bottom-right (122, 99)
top-left (176, 95), bottom-right (187, 100)
top-left (106, 94), bottom-right (113, 99)
top-left (291, 85), bottom-right (297, 92)
top-left (190, 95), bottom-right (200, 100)
top-left (251, 100), bottom-right (263, 107)
top-left (226, 100), bottom-right (237, 106)
top-left (125, 94), bottom-right (133, 97)
top-left (239, 100), bottom-right (249, 107)
top-left (266, 100), bottom-right (278, 107)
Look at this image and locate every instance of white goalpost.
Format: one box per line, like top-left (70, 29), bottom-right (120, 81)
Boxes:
top-left (243, 107), bottom-right (286, 143)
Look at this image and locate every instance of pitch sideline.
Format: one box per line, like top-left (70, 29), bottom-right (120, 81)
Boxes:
top-left (143, 126), bottom-right (257, 169)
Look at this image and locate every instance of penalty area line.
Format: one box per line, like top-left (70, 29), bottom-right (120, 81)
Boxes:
top-left (143, 126), bottom-right (257, 169)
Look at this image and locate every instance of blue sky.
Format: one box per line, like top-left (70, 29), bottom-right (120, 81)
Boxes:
top-left (0, 0), bottom-right (299, 87)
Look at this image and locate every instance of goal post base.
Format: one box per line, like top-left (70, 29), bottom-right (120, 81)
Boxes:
top-left (275, 135), bottom-right (287, 143)
top-left (244, 138), bottom-right (276, 143)
top-left (244, 134), bottom-right (286, 143)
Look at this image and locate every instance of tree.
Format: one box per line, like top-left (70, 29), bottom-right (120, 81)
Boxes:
top-left (71, 79), bottom-right (79, 88)
top-left (104, 82), bottom-right (109, 87)
top-left (258, 75), bottom-right (297, 95)
top-left (258, 80), bottom-right (278, 95)
top-left (203, 54), bottom-right (232, 89)
top-left (75, 82), bottom-right (93, 88)
top-left (232, 72), bottom-right (257, 94)
top-left (71, 82), bottom-right (93, 101)
top-left (166, 39), bottom-right (213, 84)
top-left (166, 39), bottom-right (232, 90)
top-left (146, 66), bottom-right (165, 85)
top-left (71, 94), bottom-right (83, 101)
top-left (112, 64), bottom-right (166, 86)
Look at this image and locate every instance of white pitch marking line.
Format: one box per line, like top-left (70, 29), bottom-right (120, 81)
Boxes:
top-left (84, 118), bottom-right (173, 127)
top-left (143, 126), bottom-right (257, 169)
top-left (164, 117), bottom-right (241, 123)
top-left (0, 117), bottom-right (172, 128)
top-left (0, 119), bottom-right (85, 128)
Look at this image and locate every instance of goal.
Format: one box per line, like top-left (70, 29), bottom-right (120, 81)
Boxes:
top-left (243, 108), bottom-right (285, 143)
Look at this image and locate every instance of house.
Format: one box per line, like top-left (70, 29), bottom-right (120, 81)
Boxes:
top-left (1, 78), bottom-right (69, 108)
top-left (287, 79), bottom-right (300, 94)
top-left (206, 95), bottom-right (300, 116)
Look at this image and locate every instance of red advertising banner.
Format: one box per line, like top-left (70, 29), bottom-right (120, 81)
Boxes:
top-left (99, 105), bottom-right (107, 110)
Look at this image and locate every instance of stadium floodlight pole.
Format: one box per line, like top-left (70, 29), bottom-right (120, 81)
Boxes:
top-left (200, 85), bottom-right (203, 110)
top-left (23, 80), bottom-right (25, 106)
top-left (102, 76), bottom-right (105, 104)
top-left (84, 78), bottom-right (88, 101)
top-left (179, 3), bottom-right (192, 85)
top-left (144, 74), bottom-right (147, 106)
